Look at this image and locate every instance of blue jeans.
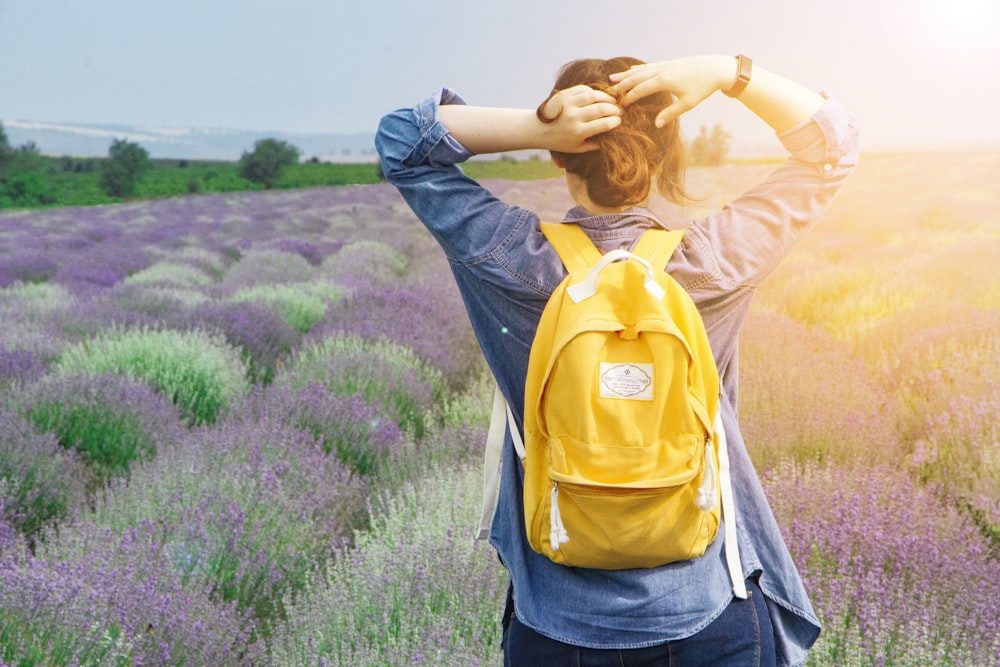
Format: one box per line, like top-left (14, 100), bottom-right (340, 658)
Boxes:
top-left (502, 578), bottom-right (776, 667)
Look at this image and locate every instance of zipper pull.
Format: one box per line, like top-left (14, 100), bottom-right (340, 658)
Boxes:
top-left (550, 482), bottom-right (569, 551)
top-left (696, 438), bottom-right (718, 512)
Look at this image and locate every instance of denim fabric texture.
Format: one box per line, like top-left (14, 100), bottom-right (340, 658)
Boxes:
top-left (503, 577), bottom-right (776, 667)
top-left (376, 87), bottom-right (859, 667)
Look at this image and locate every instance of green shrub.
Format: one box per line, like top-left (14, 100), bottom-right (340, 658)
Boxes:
top-left (269, 464), bottom-right (506, 666)
top-left (276, 333), bottom-right (446, 437)
top-left (99, 139), bottom-right (150, 198)
top-left (0, 409), bottom-right (89, 540)
top-left (219, 248), bottom-right (316, 290)
top-left (239, 138), bottom-right (299, 189)
top-left (20, 373), bottom-right (183, 481)
top-left (55, 327), bottom-right (248, 425)
top-left (322, 241), bottom-right (409, 286)
top-left (123, 261), bottom-right (216, 288)
top-left (230, 282), bottom-right (343, 334)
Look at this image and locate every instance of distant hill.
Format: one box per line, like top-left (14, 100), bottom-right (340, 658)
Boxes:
top-left (1, 119), bottom-right (378, 162)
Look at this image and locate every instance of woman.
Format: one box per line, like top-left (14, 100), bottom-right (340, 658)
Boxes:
top-left (376, 54), bottom-right (858, 666)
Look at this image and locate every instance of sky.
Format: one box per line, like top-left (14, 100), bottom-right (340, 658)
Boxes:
top-left (1, 0), bottom-right (999, 154)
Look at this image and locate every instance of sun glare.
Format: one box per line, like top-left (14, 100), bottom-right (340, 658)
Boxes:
top-left (940, 0), bottom-right (994, 27)
top-left (914, 0), bottom-right (998, 52)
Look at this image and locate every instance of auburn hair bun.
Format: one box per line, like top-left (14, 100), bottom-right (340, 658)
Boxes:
top-left (548, 57), bottom-right (687, 208)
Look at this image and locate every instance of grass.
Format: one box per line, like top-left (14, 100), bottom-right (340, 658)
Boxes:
top-left (2, 155), bottom-right (562, 210)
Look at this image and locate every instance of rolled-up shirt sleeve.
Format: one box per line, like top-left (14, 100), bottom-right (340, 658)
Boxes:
top-left (377, 88), bottom-right (472, 174)
top-left (375, 88), bottom-right (531, 263)
top-left (690, 91), bottom-right (861, 288)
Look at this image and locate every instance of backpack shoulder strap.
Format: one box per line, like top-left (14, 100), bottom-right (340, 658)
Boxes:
top-left (632, 227), bottom-right (685, 269)
top-left (541, 222), bottom-right (602, 274)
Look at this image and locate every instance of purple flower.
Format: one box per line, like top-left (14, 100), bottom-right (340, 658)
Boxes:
top-left (738, 310), bottom-right (899, 469)
top-left (0, 408), bottom-right (89, 541)
top-left (1, 516), bottom-right (263, 665)
top-left (0, 253), bottom-right (58, 287)
top-left (269, 239), bottom-right (328, 267)
top-left (90, 412), bottom-right (368, 626)
top-left (276, 334), bottom-right (447, 438)
top-left (762, 462), bottom-right (1000, 664)
top-left (225, 382), bottom-right (405, 476)
top-left (56, 262), bottom-right (128, 289)
top-left (19, 372), bottom-right (184, 480)
top-left (0, 347), bottom-right (45, 388)
top-left (187, 301), bottom-right (301, 386)
top-left (269, 465), bottom-right (506, 666)
top-left (316, 281), bottom-right (482, 391)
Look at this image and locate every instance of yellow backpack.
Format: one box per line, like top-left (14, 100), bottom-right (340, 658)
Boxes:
top-left (479, 223), bottom-right (743, 582)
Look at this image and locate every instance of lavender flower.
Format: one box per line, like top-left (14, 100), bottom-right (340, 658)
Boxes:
top-left (0, 408), bottom-right (89, 541)
top-left (18, 372), bottom-right (184, 481)
top-left (218, 248), bottom-right (317, 292)
top-left (189, 300), bottom-right (302, 385)
top-left (55, 261), bottom-right (128, 289)
top-left (763, 462), bottom-right (1000, 665)
top-left (45, 294), bottom-right (158, 342)
top-left (3, 516), bottom-right (263, 665)
top-left (228, 282), bottom-right (340, 334)
top-left (0, 346), bottom-right (45, 389)
top-left (89, 413), bottom-right (368, 625)
top-left (317, 281), bottom-right (482, 391)
top-left (0, 505), bottom-right (27, 560)
top-left (224, 382), bottom-right (405, 476)
top-left (269, 464), bottom-right (506, 666)
top-left (321, 240), bottom-right (408, 288)
top-left (275, 333), bottom-right (447, 438)
top-left (269, 239), bottom-right (327, 267)
top-left (0, 253), bottom-right (58, 287)
top-left (738, 310), bottom-right (899, 470)
top-left (53, 241), bottom-right (150, 293)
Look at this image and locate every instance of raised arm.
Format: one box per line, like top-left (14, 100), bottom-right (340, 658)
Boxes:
top-left (606, 56), bottom-right (859, 287)
top-left (437, 85), bottom-right (622, 155)
top-left (609, 55), bottom-right (824, 134)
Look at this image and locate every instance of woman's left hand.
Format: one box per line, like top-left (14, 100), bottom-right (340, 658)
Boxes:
top-left (608, 56), bottom-right (734, 128)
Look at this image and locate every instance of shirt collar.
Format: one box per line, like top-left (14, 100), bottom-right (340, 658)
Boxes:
top-left (560, 205), bottom-right (673, 230)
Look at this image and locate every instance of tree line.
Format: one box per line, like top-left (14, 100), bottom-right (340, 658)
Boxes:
top-left (1, 123), bottom-right (302, 208)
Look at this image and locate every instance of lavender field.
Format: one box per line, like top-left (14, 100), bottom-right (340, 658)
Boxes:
top-left (1, 152), bottom-right (998, 666)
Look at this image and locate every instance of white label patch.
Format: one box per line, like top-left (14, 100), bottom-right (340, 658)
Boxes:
top-left (599, 363), bottom-right (654, 400)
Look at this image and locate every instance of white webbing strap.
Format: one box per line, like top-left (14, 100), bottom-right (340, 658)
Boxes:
top-left (477, 384), bottom-right (524, 540)
top-left (566, 249), bottom-right (665, 303)
top-left (716, 409), bottom-right (748, 599)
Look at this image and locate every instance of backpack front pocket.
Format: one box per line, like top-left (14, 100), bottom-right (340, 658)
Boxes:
top-left (538, 478), bottom-right (718, 569)
top-left (525, 435), bottom-right (720, 569)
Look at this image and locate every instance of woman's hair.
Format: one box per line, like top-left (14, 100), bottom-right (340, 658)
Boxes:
top-left (547, 57), bottom-right (687, 208)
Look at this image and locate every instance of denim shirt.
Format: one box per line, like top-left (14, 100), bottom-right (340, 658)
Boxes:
top-left (376, 88), bottom-right (859, 666)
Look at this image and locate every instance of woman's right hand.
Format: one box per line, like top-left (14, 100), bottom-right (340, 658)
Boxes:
top-left (435, 85), bottom-right (620, 157)
top-left (537, 84), bottom-right (622, 153)
top-left (608, 55), bottom-right (737, 128)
